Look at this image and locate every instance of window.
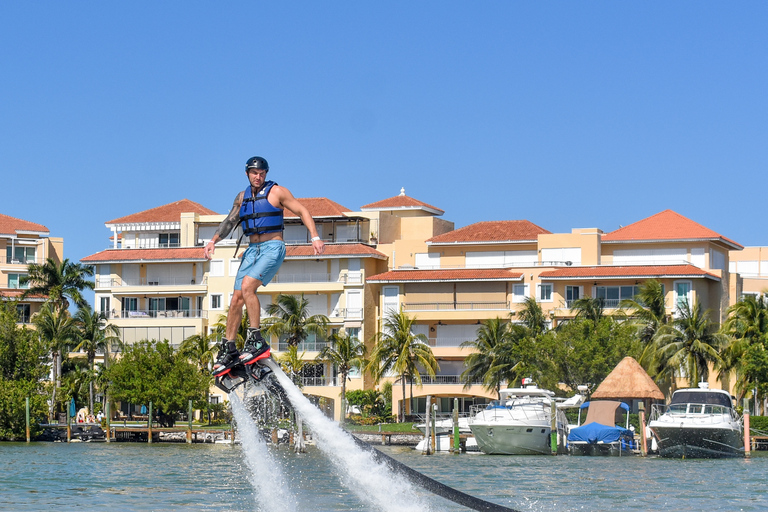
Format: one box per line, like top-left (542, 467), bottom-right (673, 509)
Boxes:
top-left (565, 286), bottom-right (582, 306)
top-left (229, 259), bottom-right (241, 276)
top-left (675, 281), bottom-right (692, 310)
top-left (210, 294), bottom-right (222, 310)
top-left (99, 297), bottom-right (111, 315)
top-left (209, 260), bottom-right (224, 277)
top-left (537, 283), bottom-right (552, 302)
top-left (415, 253), bottom-right (441, 269)
top-left (16, 304), bottom-right (30, 323)
top-left (6, 246), bottom-right (35, 264)
top-left (159, 233), bottom-right (180, 247)
top-left (8, 274), bottom-right (28, 289)
top-left (594, 286), bottom-right (639, 308)
top-left (512, 284), bottom-right (529, 303)
top-left (383, 286), bottom-right (399, 315)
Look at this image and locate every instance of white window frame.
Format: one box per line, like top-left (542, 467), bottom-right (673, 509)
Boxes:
top-left (210, 294), bottom-right (223, 310)
top-left (674, 280), bottom-right (692, 311)
top-left (537, 283), bottom-right (553, 302)
top-left (209, 260), bottom-right (224, 277)
top-left (512, 284), bottom-right (529, 303)
top-left (229, 258), bottom-right (241, 276)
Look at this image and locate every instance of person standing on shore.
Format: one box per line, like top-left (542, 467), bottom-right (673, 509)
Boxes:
top-left (204, 156), bottom-right (325, 377)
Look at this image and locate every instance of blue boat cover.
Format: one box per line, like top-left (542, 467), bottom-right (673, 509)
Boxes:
top-left (568, 422), bottom-right (633, 444)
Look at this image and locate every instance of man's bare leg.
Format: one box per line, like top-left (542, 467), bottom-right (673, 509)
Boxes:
top-left (225, 290), bottom-right (245, 341)
top-left (239, 275), bottom-right (269, 363)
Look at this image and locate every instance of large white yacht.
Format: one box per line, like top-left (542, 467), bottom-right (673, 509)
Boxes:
top-left (648, 382), bottom-right (744, 458)
top-left (468, 380), bottom-right (568, 455)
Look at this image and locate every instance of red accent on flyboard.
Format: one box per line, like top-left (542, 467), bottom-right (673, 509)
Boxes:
top-left (243, 348), bottom-right (271, 365)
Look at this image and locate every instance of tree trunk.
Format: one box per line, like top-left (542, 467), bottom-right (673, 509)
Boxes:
top-left (49, 350), bottom-right (59, 422)
top-left (340, 373), bottom-right (347, 425)
top-left (400, 376), bottom-right (406, 423)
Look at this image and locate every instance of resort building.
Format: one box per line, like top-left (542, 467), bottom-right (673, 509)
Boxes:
top-left (0, 212), bottom-right (63, 324)
top-left (81, 194), bottom-right (745, 422)
top-left (729, 246), bottom-right (768, 300)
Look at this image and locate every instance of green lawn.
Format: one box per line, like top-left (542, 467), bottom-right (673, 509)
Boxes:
top-left (344, 422), bottom-right (418, 433)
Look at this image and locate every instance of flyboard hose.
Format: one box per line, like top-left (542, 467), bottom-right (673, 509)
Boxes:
top-left (256, 359), bottom-right (521, 512)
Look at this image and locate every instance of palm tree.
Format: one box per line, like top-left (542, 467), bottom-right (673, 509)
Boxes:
top-left (34, 304), bottom-right (78, 421)
top-left (571, 296), bottom-right (606, 325)
top-left (367, 310), bottom-right (438, 422)
top-left (73, 305), bottom-right (121, 413)
top-left (721, 294), bottom-right (768, 399)
top-left (460, 318), bottom-right (523, 398)
top-left (651, 300), bottom-right (728, 388)
top-left (512, 297), bottom-right (548, 338)
top-left (212, 307), bottom-right (250, 349)
top-left (316, 331), bottom-right (367, 423)
top-left (20, 258), bottom-right (94, 311)
top-left (621, 279), bottom-right (669, 345)
top-left (263, 294), bottom-right (329, 348)
top-left (279, 345), bottom-right (308, 387)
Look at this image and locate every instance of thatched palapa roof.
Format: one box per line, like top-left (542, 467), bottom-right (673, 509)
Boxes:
top-left (591, 357), bottom-right (664, 400)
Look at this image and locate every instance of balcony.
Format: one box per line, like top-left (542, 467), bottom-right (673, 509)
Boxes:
top-left (403, 301), bottom-right (510, 312)
top-left (428, 337), bottom-right (472, 348)
top-left (0, 255), bottom-right (41, 265)
top-left (330, 308), bottom-right (363, 319)
top-left (96, 277), bottom-right (208, 288)
top-left (406, 375), bottom-right (484, 385)
top-left (277, 339), bottom-right (329, 352)
top-left (110, 309), bottom-right (208, 319)
top-left (272, 273), bottom-right (332, 284)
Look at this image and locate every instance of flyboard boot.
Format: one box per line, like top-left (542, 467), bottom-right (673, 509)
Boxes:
top-left (239, 327), bottom-right (271, 365)
top-left (213, 329), bottom-right (273, 394)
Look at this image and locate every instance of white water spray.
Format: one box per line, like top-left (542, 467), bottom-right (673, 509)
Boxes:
top-left (230, 393), bottom-right (297, 512)
top-left (266, 364), bottom-right (435, 512)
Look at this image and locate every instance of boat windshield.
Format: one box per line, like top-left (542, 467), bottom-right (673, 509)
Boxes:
top-left (669, 391), bottom-right (732, 408)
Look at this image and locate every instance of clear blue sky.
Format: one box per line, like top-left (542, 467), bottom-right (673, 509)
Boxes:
top-left (3, 2), bottom-right (768, 288)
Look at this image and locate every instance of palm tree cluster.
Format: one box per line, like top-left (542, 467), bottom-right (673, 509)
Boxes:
top-left (16, 258), bottom-right (121, 421)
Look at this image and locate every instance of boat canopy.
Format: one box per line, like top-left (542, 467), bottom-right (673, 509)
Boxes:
top-left (568, 421), bottom-right (633, 444)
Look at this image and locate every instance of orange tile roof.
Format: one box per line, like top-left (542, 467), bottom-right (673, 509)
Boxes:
top-left (81, 247), bottom-right (206, 263)
top-left (367, 268), bottom-right (523, 283)
top-left (106, 199), bottom-right (218, 225)
top-left (539, 264), bottom-right (720, 281)
top-left (428, 220), bottom-right (550, 244)
top-left (0, 289), bottom-right (47, 300)
top-left (603, 210), bottom-right (742, 249)
top-left (286, 244), bottom-right (386, 259)
top-left (284, 198), bottom-right (353, 218)
top-left (361, 193), bottom-right (444, 215)
top-left (0, 213), bottom-right (49, 236)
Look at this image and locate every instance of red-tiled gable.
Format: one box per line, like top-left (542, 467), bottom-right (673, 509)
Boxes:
top-left (0, 213), bottom-right (49, 236)
top-left (539, 264), bottom-right (720, 281)
top-left (106, 200), bottom-right (218, 225)
top-left (81, 247), bottom-right (206, 263)
top-left (286, 244), bottom-right (386, 259)
top-left (361, 192), bottom-right (444, 215)
top-left (428, 220), bottom-right (550, 244)
top-left (603, 210), bottom-right (742, 249)
top-left (284, 198), bottom-right (353, 218)
top-left (367, 268), bottom-right (523, 283)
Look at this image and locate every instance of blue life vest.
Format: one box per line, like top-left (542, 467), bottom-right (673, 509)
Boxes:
top-left (239, 181), bottom-right (284, 236)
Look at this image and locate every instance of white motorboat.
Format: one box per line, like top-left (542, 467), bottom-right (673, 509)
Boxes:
top-left (468, 381), bottom-right (568, 455)
top-left (649, 382), bottom-right (744, 458)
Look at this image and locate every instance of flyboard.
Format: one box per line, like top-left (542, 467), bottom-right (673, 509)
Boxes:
top-left (216, 359), bottom-right (520, 512)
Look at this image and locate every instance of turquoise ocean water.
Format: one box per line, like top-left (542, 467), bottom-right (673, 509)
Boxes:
top-left (1, 441), bottom-right (766, 512)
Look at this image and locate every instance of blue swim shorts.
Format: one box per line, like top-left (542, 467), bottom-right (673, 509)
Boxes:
top-left (234, 240), bottom-right (286, 290)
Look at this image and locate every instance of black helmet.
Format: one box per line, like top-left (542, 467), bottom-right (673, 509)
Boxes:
top-left (245, 156), bottom-right (269, 171)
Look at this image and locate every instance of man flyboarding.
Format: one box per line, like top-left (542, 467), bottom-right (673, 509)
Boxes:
top-left (204, 156), bottom-right (325, 379)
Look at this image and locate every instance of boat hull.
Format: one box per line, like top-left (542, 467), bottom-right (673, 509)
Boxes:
top-left (469, 424), bottom-right (558, 455)
top-left (569, 440), bottom-right (635, 456)
top-left (650, 425), bottom-right (744, 458)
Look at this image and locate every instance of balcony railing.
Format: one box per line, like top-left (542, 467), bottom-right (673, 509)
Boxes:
top-left (96, 277), bottom-right (208, 287)
top-left (403, 301), bottom-right (510, 312)
top-left (299, 375), bottom-right (339, 387)
top-left (272, 273), bottom-right (332, 284)
top-left (1, 256), bottom-right (42, 265)
top-left (110, 309), bottom-right (207, 319)
top-left (429, 337), bottom-right (473, 348)
top-left (330, 308), bottom-right (363, 319)
top-left (563, 298), bottom-right (621, 309)
top-left (277, 340), bottom-right (330, 352)
top-left (406, 375), bottom-right (484, 385)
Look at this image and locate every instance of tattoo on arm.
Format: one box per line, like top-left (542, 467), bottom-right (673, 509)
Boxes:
top-left (213, 193), bottom-right (243, 240)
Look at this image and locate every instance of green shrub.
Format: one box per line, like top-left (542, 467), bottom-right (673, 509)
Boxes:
top-left (749, 415), bottom-right (768, 433)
